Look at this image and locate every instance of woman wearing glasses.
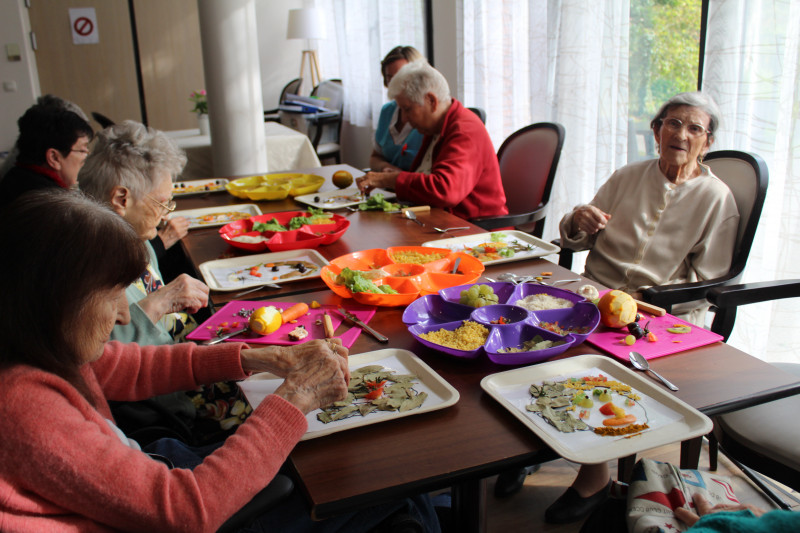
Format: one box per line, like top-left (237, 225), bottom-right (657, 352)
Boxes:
top-left (79, 121), bottom-right (209, 346)
top-left (538, 93), bottom-right (738, 525)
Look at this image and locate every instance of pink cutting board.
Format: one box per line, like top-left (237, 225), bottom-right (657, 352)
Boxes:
top-left (586, 309), bottom-right (722, 361)
top-left (186, 300), bottom-right (376, 348)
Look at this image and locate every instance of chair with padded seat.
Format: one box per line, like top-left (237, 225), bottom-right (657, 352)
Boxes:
top-left (91, 111), bottom-right (115, 129)
top-left (469, 122), bottom-right (565, 237)
top-left (705, 280), bottom-right (800, 509)
top-left (556, 150), bottom-right (769, 313)
top-left (264, 78), bottom-right (303, 122)
top-left (307, 79), bottom-right (344, 164)
top-left (467, 106), bottom-right (486, 124)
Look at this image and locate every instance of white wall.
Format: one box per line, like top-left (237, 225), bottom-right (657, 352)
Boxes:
top-left (0, 0), bottom-right (40, 153)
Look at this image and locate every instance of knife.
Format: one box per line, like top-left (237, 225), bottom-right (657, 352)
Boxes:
top-left (202, 327), bottom-right (249, 345)
top-left (337, 307), bottom-right (388, 343)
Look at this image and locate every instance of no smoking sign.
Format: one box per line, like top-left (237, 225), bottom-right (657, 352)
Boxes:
top-left (69, 8), bottom-right (99, 45)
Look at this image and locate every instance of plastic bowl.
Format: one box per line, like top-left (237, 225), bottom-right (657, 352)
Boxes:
top-left (484, 323), bottom-right (575, 365)
top-left (408, 320), bottom-right (485, 359)
top-left (527, 301), bottom-right (601, 345)
top-left (470, 304), bottom-right (529, 327)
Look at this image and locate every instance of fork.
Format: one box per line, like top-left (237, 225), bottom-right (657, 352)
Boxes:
top-left (433, 226), bottom-right (470, 233)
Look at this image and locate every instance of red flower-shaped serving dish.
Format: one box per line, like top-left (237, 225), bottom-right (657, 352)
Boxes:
top-left (219, 210), bottom-right (350, 252)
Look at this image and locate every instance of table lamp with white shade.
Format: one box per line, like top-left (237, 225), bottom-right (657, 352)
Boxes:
top-left (287, 8), bottom-right (326, 92)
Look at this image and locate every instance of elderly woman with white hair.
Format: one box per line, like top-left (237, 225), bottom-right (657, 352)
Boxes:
top-left (79, 121), bottom-right (209, 346)
top-left (357, 61), bottom-right (507, 220)
top-left (518, 92), bottom-right (738, 525)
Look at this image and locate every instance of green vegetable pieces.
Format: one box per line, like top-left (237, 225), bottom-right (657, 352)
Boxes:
top-left (358, 193), bottom-right (401, 212)
top-left (335, 267), bottom-right (398, 295)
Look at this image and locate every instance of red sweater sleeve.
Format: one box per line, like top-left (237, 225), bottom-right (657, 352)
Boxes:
top-left (0, 362), bottom-right (307, 532)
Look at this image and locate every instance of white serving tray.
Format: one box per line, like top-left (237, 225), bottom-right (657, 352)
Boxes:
top-left (294, 187), bottom-right (396, 209)
top-left (480, 353), bottom-right (712, 464)
top-left (172, 178), bottom-right (229, 196)
top-left (240, 349), bottom-right (460, 440)
top-left (198, 249), bottom-right (328, 291)
top-left (170, 204), bottom-right (261, 229)
top-left (422, 230), bottom-right (560, 266)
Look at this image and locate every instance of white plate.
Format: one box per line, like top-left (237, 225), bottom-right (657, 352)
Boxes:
top-left (172, 178), bottom-right (229, 196)
top-left (169, 204), bottom-right (262, 229)
top-left (240, 349), bottom-right (460, 440)
top-left (197, 249), bottom-right (328, 291)
top-left (294, 187), bottom-right (396, 209)
top-left (422, 230), bottom-right (560, 266)
top-left (480, 354), bottom-right (712, 464)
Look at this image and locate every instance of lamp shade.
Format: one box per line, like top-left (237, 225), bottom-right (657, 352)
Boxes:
top-left (287, 8), bottom-right (326, 40)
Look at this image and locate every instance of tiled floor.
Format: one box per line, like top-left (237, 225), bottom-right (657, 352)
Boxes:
top-left (483, 439), bottom-right (799, 532)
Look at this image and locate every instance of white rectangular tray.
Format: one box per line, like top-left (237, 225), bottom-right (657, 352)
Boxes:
top-left (240, 349), bottom-right (460, 440)
top-left (172, 178), bottom-right (229, 196)
top-left (480, 354), bottom-right (712, 464)
top-left (198, 249), bottom-right (328, 291)
top-left (422, 230), bottom-right (560, 266)
top-left (170, 204), bottom-right (262, 229)
top-left (294, 187), bottom-right (396, 209)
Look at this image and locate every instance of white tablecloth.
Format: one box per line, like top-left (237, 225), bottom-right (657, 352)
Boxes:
top-left (167, 122), bottom-right (321, 179)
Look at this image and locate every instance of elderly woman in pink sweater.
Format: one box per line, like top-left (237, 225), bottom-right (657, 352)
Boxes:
top-left (0, 190), bottom-right (439, 532)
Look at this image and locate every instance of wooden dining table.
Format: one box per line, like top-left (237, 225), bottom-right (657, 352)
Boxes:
top-left (172, 165), bottom-right (800, 532)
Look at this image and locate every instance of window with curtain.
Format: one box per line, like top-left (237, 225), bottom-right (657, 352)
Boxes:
top-left (313, 0), bottom-right (427, 128)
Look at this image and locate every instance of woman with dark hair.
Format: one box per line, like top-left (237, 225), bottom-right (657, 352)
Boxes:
top-left (0, 190), bottom-right (438, 532)
top-left (0, 99), bottom-right (94, 207)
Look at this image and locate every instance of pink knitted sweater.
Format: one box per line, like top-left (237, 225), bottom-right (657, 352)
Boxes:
top-left (0, 341), bottom-right (307, 532)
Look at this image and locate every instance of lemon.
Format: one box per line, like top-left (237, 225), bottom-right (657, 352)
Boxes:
top-left (332, 170), bottom-right (353, 189)
top-left (249, 306), bottom-right (283, 335)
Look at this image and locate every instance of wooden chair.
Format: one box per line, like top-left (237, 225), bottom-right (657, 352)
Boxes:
top-left (308, 79), bottom-right (343, 164)
top-left (705, 280), bottom-right (800, 509)
top-left (470, 122), bottom-right (565, 237)
top-left (264, 78), bottom-right (303, 122)
top-left (556, 150), bottom-right (769, 313)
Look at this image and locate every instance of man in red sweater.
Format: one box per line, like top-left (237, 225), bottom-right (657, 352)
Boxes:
top-left (357, 61), bottom-right (507, 221)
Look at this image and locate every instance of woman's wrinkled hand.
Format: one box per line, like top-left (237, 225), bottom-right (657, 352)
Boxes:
top-left (356, 171), bottom-right (400, 195)
top-left (138, 273), bottom-right (210, 323)
top-left (241, 339), bottom-right (349, 380)
top-left (270, 340), bottom-right (350, 414)
top-left (158, 217), bottom-right (190, 249)
top-left (674, 494), bottom-right (766, 528)
top-left (571, 205), bottom-right (612, 236)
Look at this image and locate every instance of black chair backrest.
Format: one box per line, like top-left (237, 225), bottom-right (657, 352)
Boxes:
top-left (704, 150), bottom-right (769, 285)
top-left (496, 122), bottom-right (565, 218)
top-left (467, 107), bottom-right (486, 124)
top-left (91, 111), bottom-right (115, 129)
top-left (280, 78), bottom-right (303, 103)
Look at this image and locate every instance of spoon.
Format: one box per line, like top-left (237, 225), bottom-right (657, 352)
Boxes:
top-left (629, 351), bottom-right (679, 391)
top-left (433, 226), bottom-right (470, 233)
top-left (403, 209), bottom-right (425, 227)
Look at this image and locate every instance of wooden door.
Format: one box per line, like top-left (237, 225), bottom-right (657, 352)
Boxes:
top-left (27, 0), bottom-right (142, 126)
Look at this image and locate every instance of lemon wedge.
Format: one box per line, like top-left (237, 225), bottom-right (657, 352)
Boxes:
top-left (249, 306), bottom-right (283, 335)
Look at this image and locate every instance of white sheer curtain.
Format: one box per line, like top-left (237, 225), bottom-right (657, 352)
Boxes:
top-left (702, 0), bottom-right (800, 364)
top-left (457, 0), bottom-right (630, 243)
top-left (312, 0), bottom-right (427, 128)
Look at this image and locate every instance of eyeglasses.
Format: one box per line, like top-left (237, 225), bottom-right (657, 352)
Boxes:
top-left (70, 149), bottom-right (91, 156)
top-left (661, 117), bottom-right (710, 138)
top-left (146, 195), bottom-right (177, 215)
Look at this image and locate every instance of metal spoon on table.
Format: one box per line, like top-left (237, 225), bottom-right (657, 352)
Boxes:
top-left (403, 209), bottom-right (425, 227)
top-left (629, 351), bottom-right (679, 391)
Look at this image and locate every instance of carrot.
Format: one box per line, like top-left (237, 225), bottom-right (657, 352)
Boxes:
top-left (281, 302), bottom-right (309, 324)
top-left (603, 414), bottom-right (637, 426)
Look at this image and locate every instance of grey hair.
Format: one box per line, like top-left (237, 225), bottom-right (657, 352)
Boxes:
top-left (387, 61), bottom-right (450, 106)
top-left (650, 91), bottom-right (721, 138)
top-left (79, 120), bottom-right (186, 202)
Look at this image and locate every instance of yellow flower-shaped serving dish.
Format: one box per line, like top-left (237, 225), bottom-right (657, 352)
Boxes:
top-left (226, 173), bottom-right (325, 201)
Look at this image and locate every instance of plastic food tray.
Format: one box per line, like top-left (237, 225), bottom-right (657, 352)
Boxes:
top-left (422, 230), bottom-right (560, 266)
top-left (225, 173), bottom-right (325, 200)
top-left (402, 281), bottom-right (600, 364)
top-left (172, 178), bottom-right (229, 196)
top-left (320, 247), bottom-right (485, 307)
top-left (219, 210), bottom-right (350, 252)
top-left (170, 204), bottom-right (262, 229)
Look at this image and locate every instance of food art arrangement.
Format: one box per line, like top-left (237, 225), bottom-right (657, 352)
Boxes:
top-left (219, 208), bottom-right (349, 252)
top-left (172, 178), bottom-right (229, 196)
top-left (316, 365), bottom-right (427, 423)
top-left (586, 290), bottom-right (723, 361)
top-left (170, 204), bottom-right (262, 229)
top-left (403, 281), bottom-right (600, 364)
top-left (225, 173), bottom-right (325, 201)
top-left (238, 349), bottom-right (461, 440)
top-left (480, 354), bottom-right (713, 464)
top-left (422, 231), bottom-right (561, 266)
top-left (186, 300), bottom-right (377, 348)
top-left (320, 247), bottom-right (485, 307)
top-left (197, 249), bottom-right (328, 291)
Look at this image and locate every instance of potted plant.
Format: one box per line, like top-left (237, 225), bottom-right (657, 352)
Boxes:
top-left (189, 90), bottom-right (209, 135)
